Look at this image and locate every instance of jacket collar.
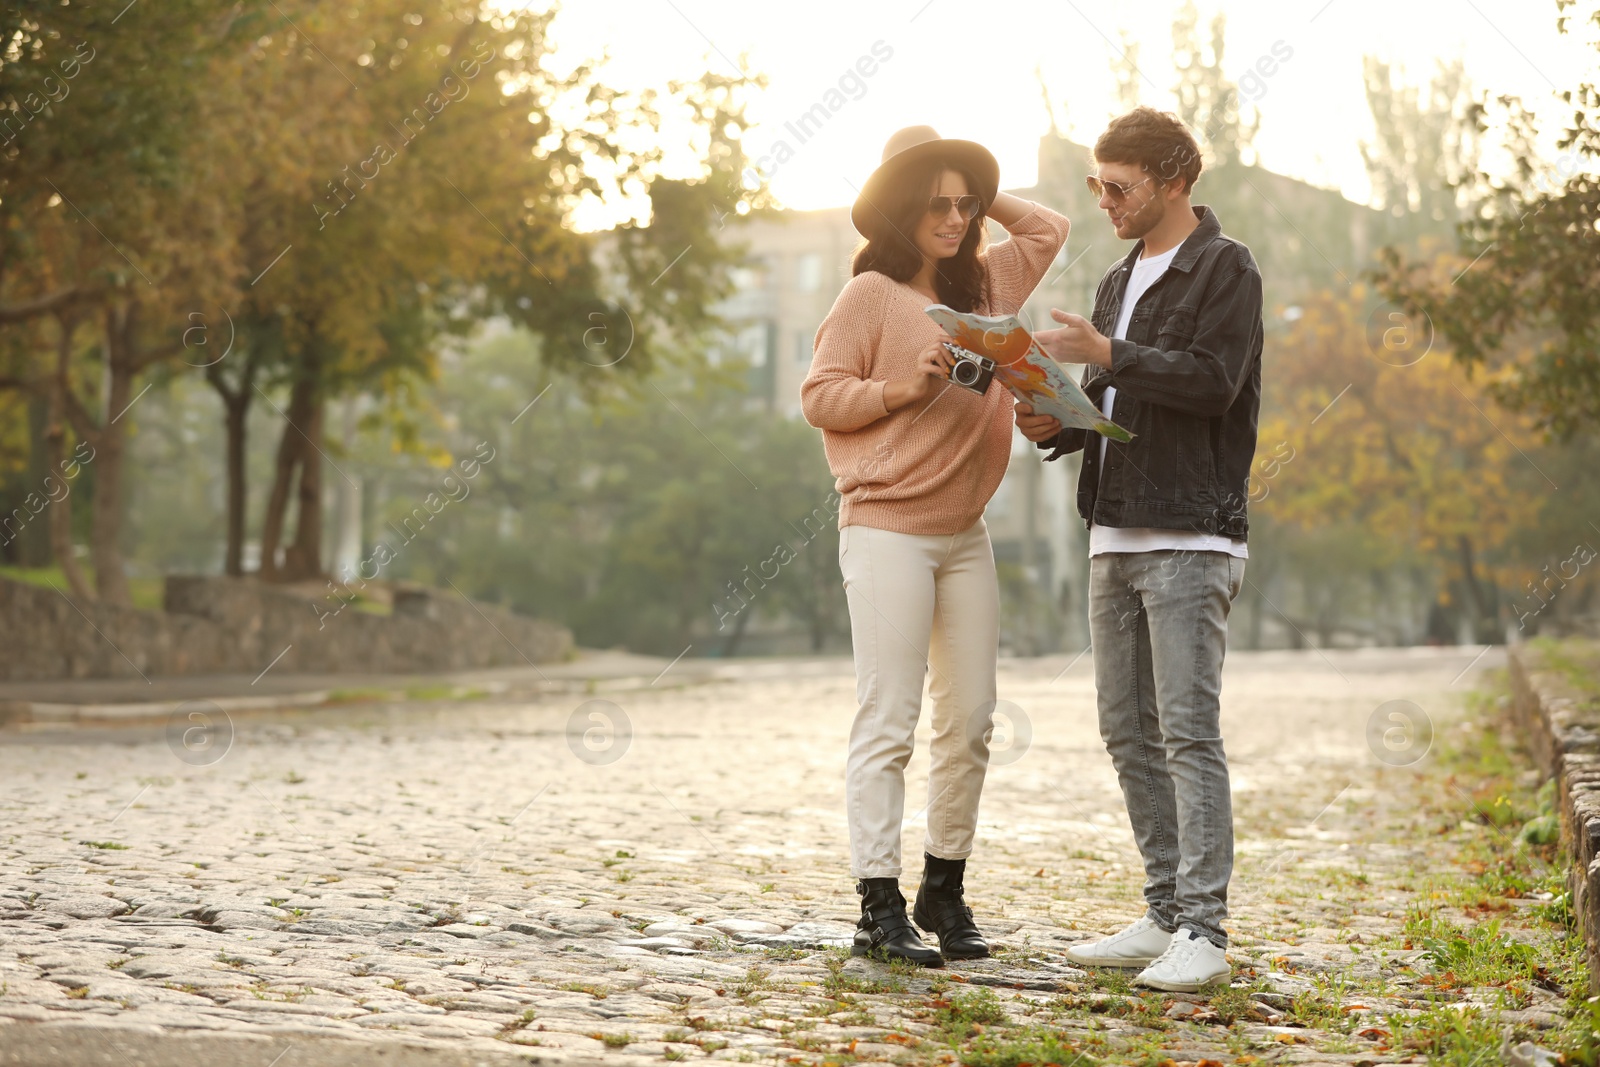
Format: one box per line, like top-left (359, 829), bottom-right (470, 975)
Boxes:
top-left (1113, 205), bottom-right (1221, 276)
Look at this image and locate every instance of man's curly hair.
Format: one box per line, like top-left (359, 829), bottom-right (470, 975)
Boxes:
top-left (1094, 107), bottom-right (1203, 194)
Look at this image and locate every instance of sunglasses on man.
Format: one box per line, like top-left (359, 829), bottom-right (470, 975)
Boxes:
top-left (926, 195), bottom-right (984, 220)
top-left (1085, 175), bottom-right (1155, 201)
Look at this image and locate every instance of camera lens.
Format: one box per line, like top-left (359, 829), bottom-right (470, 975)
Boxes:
top-left (951, 360), bottom-right (979, 386)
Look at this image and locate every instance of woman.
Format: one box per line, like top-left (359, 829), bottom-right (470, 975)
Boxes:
top-left (800, 126), bottom-right (1070, 966)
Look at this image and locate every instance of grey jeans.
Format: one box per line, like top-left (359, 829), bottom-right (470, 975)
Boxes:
top-left (1087, 549), bottom-right (1244, 948)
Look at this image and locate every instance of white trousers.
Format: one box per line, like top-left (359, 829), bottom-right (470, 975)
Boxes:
top-left (839, 519), bottom-right (999, 878)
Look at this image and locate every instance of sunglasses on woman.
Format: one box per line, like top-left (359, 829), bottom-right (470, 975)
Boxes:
top-left (927, 195), bottom-right (983, 220)
top-left (1085, 175), bottom-right (1154, 201)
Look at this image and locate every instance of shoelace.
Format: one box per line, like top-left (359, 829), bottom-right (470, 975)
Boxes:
top-left (1108, 917), bottom-right (1157, 946)
top-left (1151, 933), bottom-right (1200, 970)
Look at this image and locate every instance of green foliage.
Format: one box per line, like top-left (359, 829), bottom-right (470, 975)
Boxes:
top-left (0, 0), bottom-right (767, 588)
top-left (1386, 1002), bottom-right (1505, 1065)
top-left (0, 566), bottom-right (161, 610)
top-left (379, 329), bottom-right (846, 656)
top-left (960, 1027), bottom-right (1095, 1067)
top-left (927, 988), bottom-right (1009, 1041)
top-left (1360, 57), bottom-right (1482, 243)
top-left (1374, 1), bottom-right (1600, 439)
top-left (1419, 919), bottom-right (1543, 986)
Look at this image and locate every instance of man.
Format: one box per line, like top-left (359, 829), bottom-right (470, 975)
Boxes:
top-left (1015, 106), bottom-right (1263, 993)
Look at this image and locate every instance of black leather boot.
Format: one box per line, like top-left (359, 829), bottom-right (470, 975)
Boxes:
top-left (852, 877), bottom-right (943, 967)
top-left (913, 854), bottom-right (990, 960)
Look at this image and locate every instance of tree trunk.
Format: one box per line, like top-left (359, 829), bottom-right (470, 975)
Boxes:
top-left (720, 596), bottom-right (755, 657)
top-left (1457, 534), bottom-right (1493, 642)
top-left (86, 305), bottom-right (133, 606)
top-left (87, 385), bottom-right (129, 605)
top-left (258, 370), bottom-right (315, 581)
top-left (1246, 579), bottom-right (1263, 650)
top-left (45, 319), bottom-right (93, 600)
top-left (19, 392), bottom-right (52, 566)
top-left (282, 388), bottom-right (324, 581)
top-left (205, 351), bottom-right (258, 577)
top-left (258, 409), bottom-right (297, 579)
top-left (808, 553), bottom-right (827, 653)
top-left (1284, 574), bottom-right (1305, 649)
top-left (53, 297), bottom-right (182, 605)
top-left (222, 396), bottom-right (248, 576)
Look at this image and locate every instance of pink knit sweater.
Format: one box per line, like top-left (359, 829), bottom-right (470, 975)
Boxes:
top-left (800, 203), bottom-right (1072, 534)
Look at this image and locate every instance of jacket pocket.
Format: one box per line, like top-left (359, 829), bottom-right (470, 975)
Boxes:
top-left (1154, 306), bottom-right (1199, 348)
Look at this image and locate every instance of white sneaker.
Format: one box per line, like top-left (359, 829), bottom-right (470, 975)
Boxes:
top-left (1065, 916), bottom-right (1173, 967)
top-left (1133, 928), bottom-right (1230, 992)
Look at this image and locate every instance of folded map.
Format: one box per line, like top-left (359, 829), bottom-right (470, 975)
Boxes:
top-left (924, 303), bottom-right (1134, 443)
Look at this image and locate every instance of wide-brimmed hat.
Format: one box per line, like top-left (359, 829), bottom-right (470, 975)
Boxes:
top-left (850, 125), bottom-right (1000, 240)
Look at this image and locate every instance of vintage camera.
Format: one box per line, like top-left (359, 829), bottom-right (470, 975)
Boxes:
top-left (941, 342), bottom-right (996, 394)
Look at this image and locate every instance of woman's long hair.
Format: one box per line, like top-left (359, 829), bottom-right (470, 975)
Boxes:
top-left (850, 157), bottom-right (990, 313)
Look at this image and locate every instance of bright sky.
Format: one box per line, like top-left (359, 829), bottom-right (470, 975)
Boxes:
top-left (546, 0), bottom-right (1596, 226)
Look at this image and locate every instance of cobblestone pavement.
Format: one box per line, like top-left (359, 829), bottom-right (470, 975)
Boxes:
top-left (0, 646), bottom-right (1526, 1066)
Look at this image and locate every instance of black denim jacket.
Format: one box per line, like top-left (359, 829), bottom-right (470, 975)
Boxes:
top-left (1037, 205), bottom-right (1263, 540)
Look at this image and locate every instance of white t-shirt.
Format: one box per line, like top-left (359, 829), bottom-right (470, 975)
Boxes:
top-left (1088, 244), bottom-right (1248, 559)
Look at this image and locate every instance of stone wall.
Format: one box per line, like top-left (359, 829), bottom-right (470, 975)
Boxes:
top-left (1508, 641), bottom-right (1600, 992)
top-left (1, 575), bottom-right (571, 681)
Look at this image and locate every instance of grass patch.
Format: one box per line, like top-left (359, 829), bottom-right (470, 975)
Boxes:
top-left (1393, 668), bottom-right (1597, 1063)
top-left (0, 566), bottom-right (162, 610)
top-left (324, 687), bottom-right (392, 705)
top-left (821, 953), bottom-right (907, 996)
top-left (762, 945), bottom-right (809, 961)
top-left (497, 1008), bottom-right (536, 1035)
top-left (732, 965), bottom-right (771, 1004)
top-left (960, 1026), bottom-right (1096, 1067)
top-left (562, 981), bottom-right (609, 999)
top-left (923, 988), bottom-right (1009, 1041)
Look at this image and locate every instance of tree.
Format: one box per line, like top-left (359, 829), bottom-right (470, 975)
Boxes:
top-left (1257, 284), bottom-right (1547, 643)
top-left (0, 1), bottom-right (253, 602)
top-left (384, 328), bottom-right (843, 657)
top-left (1110, 30), bottom-right (1142, 112)
top-left (1374, 0), bottom-right (1600, 440)
top-left (213, 1), bottom-right (759, 582)
top-left (1359, 57), bottom-right (1483, 247)
top-left (1169, 1), bottom-right (1257, 171)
